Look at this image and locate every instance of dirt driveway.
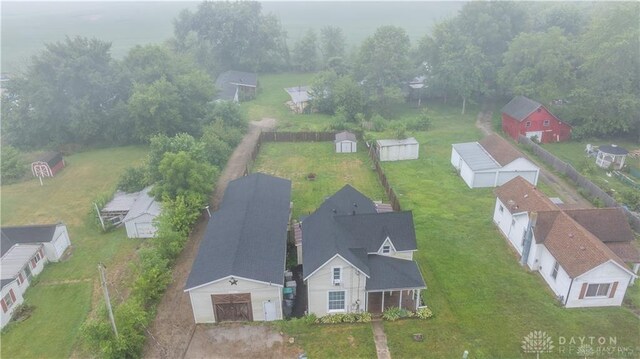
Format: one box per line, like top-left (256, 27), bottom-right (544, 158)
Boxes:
top-left (143, 118), bottom-right (284, 359)
top-left (475, 107), bottom-right (592, 208)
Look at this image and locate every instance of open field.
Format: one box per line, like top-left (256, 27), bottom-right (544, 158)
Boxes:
top-left (0, 146), bottom-right (148, 358)
top-left (1, 1), bottom-right (463, 73)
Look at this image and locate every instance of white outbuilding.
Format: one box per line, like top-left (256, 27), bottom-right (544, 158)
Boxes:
top-left (376, 138), bottom-right (419, 161)
top-left (123, 187), bottom-right (161, 239)
top-left (335, 131), bottom-right (357, 153)
top-left (451, 134), bottom-right (539, 188)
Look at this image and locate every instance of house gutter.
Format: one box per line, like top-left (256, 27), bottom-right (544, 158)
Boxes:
top-left (565, 278), bottom-right (574, 306)
top-left (520, 212), bottom-right (537, 266)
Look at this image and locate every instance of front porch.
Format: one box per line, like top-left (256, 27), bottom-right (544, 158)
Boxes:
top-left (367, 289), bottom-right (421, 313)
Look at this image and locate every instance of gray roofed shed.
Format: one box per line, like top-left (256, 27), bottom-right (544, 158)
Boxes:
top-left (122, 187), bottom-right (161, 222)
top-left (215, 70), bottom-right (258, 102)
top-left (185, 173), bottom-right (291, 290)
top-left (451, 142), bottom-right (501, 171)
top-left (335, 131), bottom-right (357, 143)
top-left (501, 96), bottom-right (542, 122)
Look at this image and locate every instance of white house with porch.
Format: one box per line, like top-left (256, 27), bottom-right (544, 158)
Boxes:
top-left (493, 177), bottom-right (637, 308)
top-left (300, 185), bottom-right (426, 316)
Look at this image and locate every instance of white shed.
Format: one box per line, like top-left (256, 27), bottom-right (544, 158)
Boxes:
top-left (376, 138), bottom-right (419, 161)
top-left (335, 131), bottom-right (357, 153)
top-left (123, 187), bottom-right (161, 238)
top-left (451, 134), bottom-right (539, 188)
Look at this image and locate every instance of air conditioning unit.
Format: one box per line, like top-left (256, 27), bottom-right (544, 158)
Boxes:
top-left (333, 279), bottom-right (341, 285)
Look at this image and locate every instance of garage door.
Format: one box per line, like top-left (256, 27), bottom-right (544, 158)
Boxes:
top-left (341, 142), bottom-right (352, 153)
top-left (135, 222), bottom-right (155, 238)
top-left (212, 293), bottom-right (253, 322)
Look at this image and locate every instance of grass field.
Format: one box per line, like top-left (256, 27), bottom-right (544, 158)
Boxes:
top-left (0, 146), bottom-right (148, 358)
top-left (1, 2), bottom-right (463, 73)
top-left (247, 75), bottom-right (639, 357)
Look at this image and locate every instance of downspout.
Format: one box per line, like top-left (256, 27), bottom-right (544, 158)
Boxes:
top-left (520, 212), bottom-right (538, 266)
top-left (565, 278), bottom-right (574, 306)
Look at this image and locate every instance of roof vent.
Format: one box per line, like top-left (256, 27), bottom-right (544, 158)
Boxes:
top-left (579, 246), bottom-right (586, 251)
top-left (569, 233), bottom-right (575, 238)
top-left (524, 194), bottom-right (529, 198)
top-left (332, 209), bottom-right (337, 214)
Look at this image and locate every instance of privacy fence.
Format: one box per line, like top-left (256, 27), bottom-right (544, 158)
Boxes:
top-left (245, 131), bottom-right (402, 211)
top-left (518, 135), bottom-right (640, 231)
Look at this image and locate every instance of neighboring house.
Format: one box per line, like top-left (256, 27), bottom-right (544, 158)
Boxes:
top-left (185, 173), bottom-right (292, 323)
top-left (502, 96), bottom-right (571, 143)
top-left (215, 70), bottom-right (258, 102)
top-left (335, 131), bottom-right (357, 153)
top-left (284, 86), bottom-right (312, 113)
top-left (493, 177), bottom-right (637, 307)
top-left (31, 152), bottom-right (65, 178)
top-left (451, 134), bottom-right (539, 188)
top-left (300, 185), bottom-right (426, 316)
top-left (122, 187), bottom-right (161, 238)
top-left (595, 144), bottom-right (628, 170)
top-left (0, 223), bottom-right (71, 328)
top-left (376, 138), bottom-right (419, 162)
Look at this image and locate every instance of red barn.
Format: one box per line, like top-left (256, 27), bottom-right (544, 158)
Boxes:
top-left (501, 96), bottom-right (571, 143)
top-left (31, 152), bottom-right (65, 177)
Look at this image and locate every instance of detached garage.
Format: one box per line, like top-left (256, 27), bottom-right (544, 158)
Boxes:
top-left (1, 223), bottom-right (71, 262)
top-left (376, 138), bottom-right (419, 161)
top-left (335, 131), bottom-right (357, 153)
top-left (451, 134), bottom-right (539, 188)
top-left (123, 187), bottom-right (161, 238)
top-left (185, 173), bottom-right (292, 323)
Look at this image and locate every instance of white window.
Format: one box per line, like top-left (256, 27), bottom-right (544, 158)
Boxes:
top-left (332, 267), bottom-right (341, 285)
top-left (499, 205), bottom-right (504, 213)
top-left (551, 261), bottom-right (559, 280)
top-left (521, 232), bottom-right (527, 247)
top-left (328, 291), bottom-right (346, 311)
top-left (525, 121), bottom-right (532, 128)
top-left (543, 120), bottom-right (550, 127)
top-left (585, 283), bottom-right (610, 298)
top-left (382, 245), bottom-right (391, 254)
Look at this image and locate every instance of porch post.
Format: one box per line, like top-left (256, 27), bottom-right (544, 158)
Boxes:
top-left (399, 290), bottom-right (403, 308)
top-left (416, 290), bottom-right (421, 310)
top-left (381, 292), bottom-right (385, 312)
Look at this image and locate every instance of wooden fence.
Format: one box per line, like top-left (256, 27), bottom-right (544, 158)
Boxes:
top-left (260, 131), bottom-right (337, 142)
top-left (519, 135), bottom-right (640, 231)
top-left (367, 144), bottom-right (402, 212)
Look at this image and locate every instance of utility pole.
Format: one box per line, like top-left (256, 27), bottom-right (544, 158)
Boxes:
top-left (98, 263), bottom-right (118, 338)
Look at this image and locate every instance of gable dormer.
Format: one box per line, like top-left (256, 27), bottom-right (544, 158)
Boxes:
top-left (377, 237), bottom-right (397, 256)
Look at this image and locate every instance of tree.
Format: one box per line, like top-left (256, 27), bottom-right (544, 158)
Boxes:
top-left (127, 78), bottom-right (183, 140)
top-left (1, 36), bottom-right (122, 147)
top-left (292, 29), bottom-right (319, 72)
top-left (0, 145), bottom-right (26, 184)
top-left (333, 76), bottom-right (365, 122)
top-left (147, 133), bottom-right (206, 183)
top-left (151, 151), bottom-right (217, 202)
top-left (498, 27), bottom-right (577, 103)
top-left (310, 70), bottom-right (338, 114)
top-left (173, 1), bottom-right (289, 73)
top-left (320, 26), bottom-right (346, 67)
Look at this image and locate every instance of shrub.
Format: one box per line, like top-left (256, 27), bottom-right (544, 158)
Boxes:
top-left (0, 145), bottom-right (27, 184)
top-left (619, 189), bottom-right (640, 212)
top-left (303, 313), bottom-right (317, 325)
top-left (406, 109), bottom-right (432, 131)
top-left (389, 122), bottom-right (407, 139)
top-left (415, 306), bottom-right (433, 319)
top-left (117, 166), bottom-right (149, 193)
top-left (370, 114), bottom-right (387, 132)
top-left (90, 191), bottom-right (116, 232)
top-left (356, 312), bottom-right (372, 323)
top-left (382, 307), bottom-right (414, 321)
top-left (316, 312), bottom-right (371, 324)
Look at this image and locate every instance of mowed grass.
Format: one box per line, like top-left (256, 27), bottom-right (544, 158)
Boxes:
top-left (372, 104), bottom-right (640, 357)
top-left (0, 146), bottom-right (148, 358)
top-left (252, 142), bottom-right (385, 219)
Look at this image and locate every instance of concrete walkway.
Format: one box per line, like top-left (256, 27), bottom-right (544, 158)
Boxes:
top-left (371, 319), bottom-right (391, 359)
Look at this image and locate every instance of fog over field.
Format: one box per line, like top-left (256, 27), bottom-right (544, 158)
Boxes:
top-left (1, 1), bottom-right (464, 73)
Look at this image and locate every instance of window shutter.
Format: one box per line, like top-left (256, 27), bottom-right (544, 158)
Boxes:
top-left (9, 289), bottom-right (16, 302)
top-left (609, 282), bottom-right (619, 299)
top-left (579, 283), bottom-right (588, 299)
top-left (39, 248), bottom-right (44, 258)
top-left (18, 273), bottom-right (24, 285)
top-left (30, 258), bottom-right (36, 268)
top-left (1, 299), bottom-right (6, 313)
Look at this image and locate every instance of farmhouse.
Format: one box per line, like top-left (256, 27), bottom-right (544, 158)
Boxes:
top-left (502, 96), bottom-right (571, 143)
top-left (0, 223), bottom-right (71, 328)
top-left (31, 152), bottom-right (65, 178)
top-left (300, 185), bottom-right (426, 316)
top-left (451, 134), bottom-right (539, 188)
top-left (334, 131), bottom-right (357, 153)
top-left (185, 173), bottom-right (291, 323)
top-left (215, 70), bottom-right (258, 102)
top-left (493, 177), bottom-right (637, 307)
top-left (284, 86), bottom-right (312, 113)
top-left (376, 138), bottom-right (419, 161)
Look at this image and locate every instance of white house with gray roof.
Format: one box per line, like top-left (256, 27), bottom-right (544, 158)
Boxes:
top-left (184, 173), bottom-right (291, 323)
top-left (301, 185), bottom-right (426, 316)
top-left (123, 187), bottom-right (161, 238)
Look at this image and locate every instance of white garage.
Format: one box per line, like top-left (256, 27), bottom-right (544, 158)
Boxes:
top-left (451, 134), bottom-right (539, 188)
top-left (335, 131), bottom-right (357, 153)
top-left (123, 187), bottom-right (161, 239)
top-left (376, 138), bottom-right (419, 161)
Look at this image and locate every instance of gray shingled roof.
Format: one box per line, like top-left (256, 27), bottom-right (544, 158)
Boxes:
top-left (123, 187), bottom-right (161, 222)
top-left (366, 255), bottom-right (426, 291)
top-left (284, 86), bottom-right (311, 105)
top-left (1, 278), bottom-right (15, 290)
top-left (502, 96), bottom-right (542, 122)
top-left (301, 185), bottom-right (424, 291)
top-left (452, 142), bottom-right (501, 171)
top-left (185, 173), bottom-right (291, 290)
top-left (1, 224), bottom-right (58, 257)
top-left (598, 145), bottom-right (628, 156)
top-left (215, 70), bottom-right (258, 101)
top-left (335, 131), bottom-right (357, 143)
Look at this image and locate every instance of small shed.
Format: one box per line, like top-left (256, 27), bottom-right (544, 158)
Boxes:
top-left (376, 138), bottom-right (419, 162)
top-left (122, 187), bottom-right (161, 238)
top-left (596, 145), bottom-right (628, 170)
top-left (284, 86), bottom-right (312, 114)
top-left (215, 70), bottom-right (258, 102)
top-left (31, 152), bottom-right (65, 178)
top-left (335, 131), bottom-right (357, 153)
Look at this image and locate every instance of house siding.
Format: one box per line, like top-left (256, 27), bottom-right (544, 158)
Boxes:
top-left (566, 262), bottom-right (632, 308)
top-left (493, 199), bottom-right (529, 256)
top-left (378, 143), bottom-right (419, 161)
top-left (43, 225), bottom-right (70, 261)
top-left (307, 256), bottom-right (366, 316)
top-left (536, 246), bottom-right (572, 299)
top-left (125, 213), bottom-right (157, 238)
top-left (188, 277), bottom-right (282, 323)
top-left (0, 281), bottom-right (24, 329)
top-left (335, 141), bottom-right (357, 153)
top-left (502, 106), bottom-right (571, 143)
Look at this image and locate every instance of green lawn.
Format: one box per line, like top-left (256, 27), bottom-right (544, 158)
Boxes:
top-left (0, 146), bottom-right (148, 358)
top-left (252, 142), bottom-right (384, 219)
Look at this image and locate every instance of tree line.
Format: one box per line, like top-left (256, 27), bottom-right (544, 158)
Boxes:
top-left (2, 1), bottom-right (638, 151)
